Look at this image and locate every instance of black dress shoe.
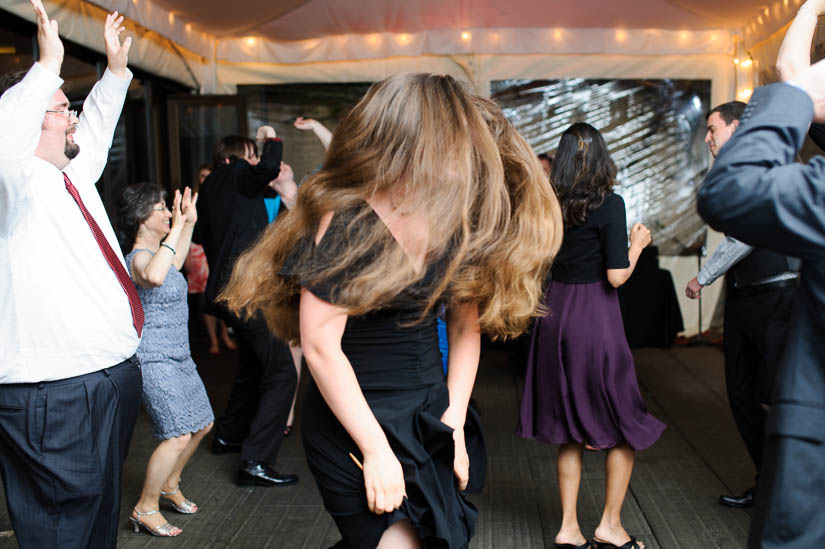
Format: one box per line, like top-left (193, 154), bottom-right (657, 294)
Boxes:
top-left (211, 436), bottom-right (242, 455)
top-left (237, 460), bottom-right (299, 487)
top-left (719, 487), bottom-right (754, 508)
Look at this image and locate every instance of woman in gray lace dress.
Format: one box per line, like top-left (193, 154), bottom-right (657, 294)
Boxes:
top-left (115, 183), bottom-right (214, 537)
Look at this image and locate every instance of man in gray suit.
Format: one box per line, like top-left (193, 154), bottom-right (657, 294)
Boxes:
top-left (698, 0), bottom-right (825, 545)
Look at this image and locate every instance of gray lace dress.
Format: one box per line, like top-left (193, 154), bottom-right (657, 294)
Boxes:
top-left (126, 249), bottom-right (214, 439)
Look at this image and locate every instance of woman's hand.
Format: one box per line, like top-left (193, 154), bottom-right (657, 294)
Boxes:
top-left (180, 186), bottom-right (198, 226)
top-left (169, 189), bottom-right (184, 230)
top-left (629, 222), bottom-right (651, 249)
top-left (452, 427), bottom-right (470, 491)
top-left (441, 409), bottom-right (470, 491)
top-left (362, 446), bottom-right (406, 515)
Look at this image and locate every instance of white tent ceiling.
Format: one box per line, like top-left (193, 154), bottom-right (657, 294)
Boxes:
top-left (1, 0), bottom-right (801, 93)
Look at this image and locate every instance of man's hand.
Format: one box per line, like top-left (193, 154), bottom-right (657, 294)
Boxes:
top-left (685, 277), bottom-right (703, 299)
top-left (269, 162), bottom-right (298, 209)
top-left (30, 0), bottom-right (63, 75)
top-left (103, 11), bottom-right (131, 79)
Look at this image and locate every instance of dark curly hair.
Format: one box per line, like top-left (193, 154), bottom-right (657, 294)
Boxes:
top-left (114, 182), bottom-right (166, 253)
top-left (551, 122), bottom-right (617, 228)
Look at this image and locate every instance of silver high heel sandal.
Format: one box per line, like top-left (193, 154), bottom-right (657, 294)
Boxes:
top-left (129, 508), bottom-right (182, 537)
top-left (160, 484), bottom-right (198, 514)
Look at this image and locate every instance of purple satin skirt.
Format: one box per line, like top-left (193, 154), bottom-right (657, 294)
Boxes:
top-left (517, 280), bottom-right (666, 450)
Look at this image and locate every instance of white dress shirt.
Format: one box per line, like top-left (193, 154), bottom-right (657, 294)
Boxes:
top-left (0, 62), bottom-right (140, 383)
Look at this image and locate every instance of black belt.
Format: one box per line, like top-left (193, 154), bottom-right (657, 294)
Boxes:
top-left (729, 277), bottom-right (798, 297)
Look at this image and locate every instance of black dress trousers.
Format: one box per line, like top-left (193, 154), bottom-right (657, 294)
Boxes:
top-left (0, 356), bottom-right (141, 548)
top-left (219, 312), bottom-right (297, 463)
top-left (722, 283), bottom-right (794, 472)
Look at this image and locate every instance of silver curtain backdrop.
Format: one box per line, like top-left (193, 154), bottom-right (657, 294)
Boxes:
top-left (491, 78), bottom-right (711, 256)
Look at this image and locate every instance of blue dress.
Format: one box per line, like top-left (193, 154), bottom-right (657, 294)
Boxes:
top-left (126, 249), bottom-right (214, 439)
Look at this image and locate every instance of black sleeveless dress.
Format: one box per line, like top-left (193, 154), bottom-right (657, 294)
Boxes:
top-left (283, 208), bottom-right (486, 549)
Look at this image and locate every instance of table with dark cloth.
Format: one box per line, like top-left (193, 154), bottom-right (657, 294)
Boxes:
top-left (617, 246), bottom-right (684, 348)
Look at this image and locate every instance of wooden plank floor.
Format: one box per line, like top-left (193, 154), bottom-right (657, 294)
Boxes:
top-left (0, 334), bottom-right (754, 548)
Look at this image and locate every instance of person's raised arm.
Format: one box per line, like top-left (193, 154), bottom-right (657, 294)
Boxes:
top-left (606, 223), bottom-right (651, 288)
top-left (130, 189), bottom-right (188, 287)
top-left (103, 11), bottom-right (131, 79)
top-left (698, 52), bottom-right (825, 257)
top-left (442, 302), bottom-right (481, 491)
top-left (68, 11), bottom-right (132, 188)
top-left (236, 138), bottom-right (283, 197)
top-left (0, 0), bottom-right (65, 234)
top-left (294, 117), bottom-right (333, 150)
top-left (777, 0), bottom-right (825, 82)
top-left (171, 186), bottom-right (197, 269)
top-left (30, 0), bottom-right (63, 75)
top-left (268, 162), bottom-right (298, 209)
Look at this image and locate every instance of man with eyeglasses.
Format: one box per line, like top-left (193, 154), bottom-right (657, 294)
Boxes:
top-left (0, 1), bottom-right (142, 546)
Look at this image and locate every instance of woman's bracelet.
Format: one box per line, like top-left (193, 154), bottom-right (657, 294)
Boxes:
top-left (160, 242), bottom-right (176, 255)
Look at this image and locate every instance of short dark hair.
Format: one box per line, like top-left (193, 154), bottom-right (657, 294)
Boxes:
top-left (212, 136), bottom-right (255, 169)
top-left (0, 70), bottom-right (27, 98)
top-left (114, 182), bottom-right (167, 253)
top-left (538, 152), bottom-right (553, 164)
top-left (707, 101), bottom-right (746, 125)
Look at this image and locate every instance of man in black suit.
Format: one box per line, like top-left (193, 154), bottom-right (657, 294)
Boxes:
top-left (196, 135), bottom-right (299, 487)
top-left (698, 0), bottom-right (825, 544)
top-left (687, 101), bottom-right (798, 509)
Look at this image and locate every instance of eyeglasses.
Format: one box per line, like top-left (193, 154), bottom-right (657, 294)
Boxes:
top-left (45, 109), bottom-right (78, 118)
top-left (152, 206), bottom-right (169, 212)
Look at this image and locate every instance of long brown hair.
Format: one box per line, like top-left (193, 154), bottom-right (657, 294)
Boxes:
top-left (219, 73), bottom-right (562, 343)
top-left (552, 122), bottom-right (616, 228)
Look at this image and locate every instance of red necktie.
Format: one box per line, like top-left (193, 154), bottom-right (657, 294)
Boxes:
top-left (63, 172), bottom-right (144, 337)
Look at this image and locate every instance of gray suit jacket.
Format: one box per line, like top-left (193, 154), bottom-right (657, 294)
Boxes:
top-left (698, 83), bottom-right (825, 444)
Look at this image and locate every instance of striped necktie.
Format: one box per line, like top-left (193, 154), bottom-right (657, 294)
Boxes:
top-left (63, 172), bottom-right (144, 337)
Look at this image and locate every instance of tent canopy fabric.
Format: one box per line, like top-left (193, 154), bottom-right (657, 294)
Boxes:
top-left (2, 0), bottom-right (801, 92)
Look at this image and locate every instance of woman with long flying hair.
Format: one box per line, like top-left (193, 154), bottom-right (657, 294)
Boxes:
top-left (115, 183), bottom-right (214, 537)
top-left (517, 123), bottom-right (665, 549)
top-left (221, 73), bottom-right (562, 548)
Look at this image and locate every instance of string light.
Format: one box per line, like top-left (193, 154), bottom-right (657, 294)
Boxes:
top-left (461, 31), bottom-right (471, 42)
top-left (245, 37), bottom-right (257, 46)
top-left (397, 33), bottom-right (411, 45)
top-left (615, 29), bottom-right (627, 43)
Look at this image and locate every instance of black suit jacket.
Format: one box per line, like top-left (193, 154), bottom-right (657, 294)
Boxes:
top-left (194, 139), bottom-right (283, 314)
top-left (698, 83), bottom-right (825, 444)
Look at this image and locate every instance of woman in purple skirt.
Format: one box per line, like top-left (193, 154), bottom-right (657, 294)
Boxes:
top-left (517, 123), bottom-right (665, 549)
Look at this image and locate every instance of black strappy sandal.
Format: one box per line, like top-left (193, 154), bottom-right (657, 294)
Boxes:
top-left (593, 536), bottom-right (641, 549)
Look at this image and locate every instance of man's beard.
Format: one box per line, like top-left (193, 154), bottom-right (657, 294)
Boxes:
top-left (65, 139), bottom-right (79, 159)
